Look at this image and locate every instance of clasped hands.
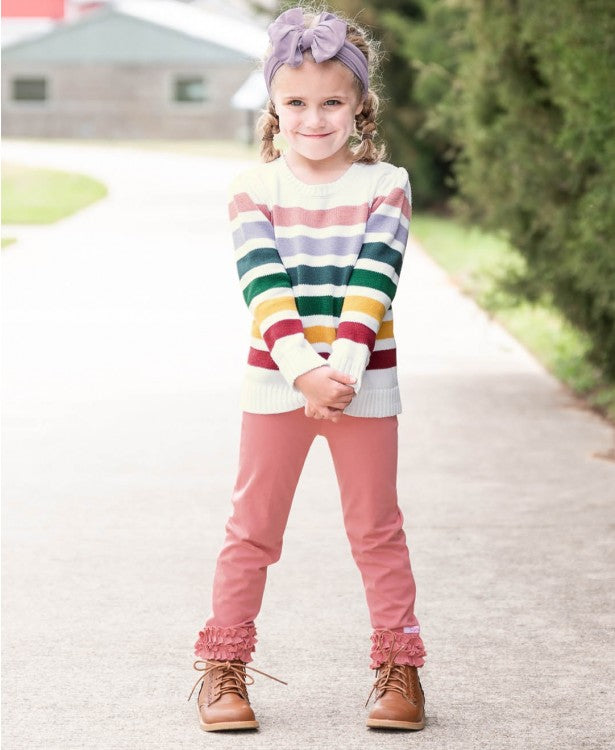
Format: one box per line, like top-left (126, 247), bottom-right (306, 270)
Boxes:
top-left (294, 366), bottom-right (356, 423)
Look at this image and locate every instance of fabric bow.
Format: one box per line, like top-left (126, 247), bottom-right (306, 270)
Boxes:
top-left (268, 8), bottom-right (348, 67)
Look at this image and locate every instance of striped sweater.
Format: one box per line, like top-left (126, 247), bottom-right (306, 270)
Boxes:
top-left (228, 155), bottom-right (411, 417)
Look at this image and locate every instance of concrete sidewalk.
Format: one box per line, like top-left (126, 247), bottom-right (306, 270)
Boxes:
top-left (2, 139), bottom-right (614, 749)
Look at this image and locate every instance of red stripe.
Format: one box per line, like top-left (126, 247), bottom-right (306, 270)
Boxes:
top-left (263, 320), bottom-right (304, 350)
top-left (248, 348), bottom-right (278, 370)
top-left (337, 321), bottom-right (376, 350)
top-left (366, 348), bottom-right (396, 369)
top-left (248, 346), bottom-right (394, 371)
top-left (248, 347), bottom-right (332, 370)
top-left (272, 203), bottom-right (369, 228)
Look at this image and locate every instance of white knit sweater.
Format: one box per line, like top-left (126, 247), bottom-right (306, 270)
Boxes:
top-left (228, 155), bottom-right (412, 417)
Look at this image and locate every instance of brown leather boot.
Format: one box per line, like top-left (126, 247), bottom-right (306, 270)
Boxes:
top-left (365, 661), bottom-right (425, 730)
top-left (187, 659), bottom-right (287, 732)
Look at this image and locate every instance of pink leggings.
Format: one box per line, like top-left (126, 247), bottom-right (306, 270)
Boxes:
top-left (194, 408), bottom-right (426, 669)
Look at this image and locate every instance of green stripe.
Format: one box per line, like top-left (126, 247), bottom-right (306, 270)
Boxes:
top-left (347, 269), bottom-right (397, 299)
top-left (243, 273), bottom-right (292, 306)
top-left (295, 295), bottom-right (344, 317)
top-left (359, 242), bottom-right (403, 275)
top-left (288, 264), bottom-right (352, 287)
top-left (236, 246), bottom-right (280, 279)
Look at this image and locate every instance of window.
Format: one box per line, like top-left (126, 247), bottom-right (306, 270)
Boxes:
top-left (174, 76), bottom-right (208, 103)
top-left (12, 77), bottom-right (47, 101)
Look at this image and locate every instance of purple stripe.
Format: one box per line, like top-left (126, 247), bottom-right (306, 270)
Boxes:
top-left (366, 212), bottom-right (404, 237)
top-left (276, 234), bottom-right (363, 259)
top-left (233, 220), bottom-right (275, 246)
top-left (393, 222), bottom-right (409, 246)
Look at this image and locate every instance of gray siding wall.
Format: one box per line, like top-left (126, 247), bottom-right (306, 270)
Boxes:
top-left (1, 61), bottom-right (255, 139)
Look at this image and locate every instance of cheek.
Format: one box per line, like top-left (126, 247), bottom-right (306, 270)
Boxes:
top-left (278, 112), bottom-right (300, 132)
top-left (334, 108), bottom-right (356, 129)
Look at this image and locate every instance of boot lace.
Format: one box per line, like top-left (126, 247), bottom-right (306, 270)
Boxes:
top-left (187, 659), bottom-right (287, 703)
top-left (365, 641), bottom-right (417, 708)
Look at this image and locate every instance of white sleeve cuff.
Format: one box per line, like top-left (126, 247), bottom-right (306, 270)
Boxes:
top-left (327, 338), bottom-right (371, 394)
top-left (271, 333), bottom-right (329, 389)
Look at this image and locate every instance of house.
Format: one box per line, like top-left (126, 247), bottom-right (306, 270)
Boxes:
top-left (1, 0), bottom-right (269, 140)
top-left (1, 1), bottom-right (108, 48)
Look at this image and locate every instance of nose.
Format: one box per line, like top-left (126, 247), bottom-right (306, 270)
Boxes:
top-left (304, 105), bottom-right (326, 129)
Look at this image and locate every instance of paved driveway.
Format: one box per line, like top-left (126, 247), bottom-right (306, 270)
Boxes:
top-left (2, 139), bottom-right (614, 749)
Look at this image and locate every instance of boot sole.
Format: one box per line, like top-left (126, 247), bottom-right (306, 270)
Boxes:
top-left (200, 720), bottom-right (259, 732)
top-left (366, 717), bottom-right (425, 730)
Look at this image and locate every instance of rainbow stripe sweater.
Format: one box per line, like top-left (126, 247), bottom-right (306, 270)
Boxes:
top-left (228, 155), bottom-right (411, 417)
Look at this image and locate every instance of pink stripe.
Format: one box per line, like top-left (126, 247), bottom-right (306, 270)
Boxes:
top-left (370, 187), bottom-right (411, 218)
top-left (272, 203), bottom-right (369, 228)
top-left (228, 193), bottom-right (272, 223)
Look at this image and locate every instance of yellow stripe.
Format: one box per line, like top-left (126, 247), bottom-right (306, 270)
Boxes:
top-left (376, 320), bottom-right (394, 340)
top-left (253, 296), bottom-right (297, 327)
top-left (251, 323), bottom-right (337, 344)
top-left (305, 325), bottom-right (336, 345)
top-left (342, 295), bottom-right (386, 320)
top-left (252, 319), bottom-right (392, 341)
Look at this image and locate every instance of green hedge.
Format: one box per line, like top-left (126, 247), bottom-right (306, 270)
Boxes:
top-left (449, 0), bottom-right (615, 376)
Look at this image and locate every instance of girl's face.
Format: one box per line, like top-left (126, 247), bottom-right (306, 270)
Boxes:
top-left (271, 56), bottom-right (364, 169)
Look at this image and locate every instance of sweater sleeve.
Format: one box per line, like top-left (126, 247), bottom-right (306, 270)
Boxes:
top-left (228, 172), bottom-right (328, 388)
top-left (327, 167), bottom-right (411, 394)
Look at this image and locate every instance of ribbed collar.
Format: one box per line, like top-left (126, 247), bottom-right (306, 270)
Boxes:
top-left (277, 153), bottom-right (362, 196)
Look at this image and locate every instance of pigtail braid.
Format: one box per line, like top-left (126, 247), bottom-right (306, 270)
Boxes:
top-left (351, 90), bottom-right (386, 164)
top-left (256, 99), bottom-right (281, 162)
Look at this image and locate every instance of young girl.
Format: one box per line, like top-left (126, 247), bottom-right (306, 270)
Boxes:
top-left (187, 4), bottom-right (426, 732)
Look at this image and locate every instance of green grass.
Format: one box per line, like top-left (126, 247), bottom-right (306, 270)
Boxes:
top-left (411, 214), bottom-right (615, 424)
top-left (1, 139), bottom-right (257, 244)
top-left (2, 162), bottom-right (108, 224)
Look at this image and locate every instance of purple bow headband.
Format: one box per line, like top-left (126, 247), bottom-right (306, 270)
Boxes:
top-left (263, 8), bottom-right (369, 98)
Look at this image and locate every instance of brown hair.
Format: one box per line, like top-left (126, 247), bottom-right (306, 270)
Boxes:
top-left (256, 5), bottom-right (386, 164)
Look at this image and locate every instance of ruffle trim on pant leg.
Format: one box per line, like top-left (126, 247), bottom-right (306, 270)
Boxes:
top-left (194, 624), bottom-right (257, 663)
top-left (370, 628), bottom-right (426, 669)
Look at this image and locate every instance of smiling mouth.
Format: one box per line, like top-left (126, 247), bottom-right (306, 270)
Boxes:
top-left (300, 133), bottom-right (332, 138)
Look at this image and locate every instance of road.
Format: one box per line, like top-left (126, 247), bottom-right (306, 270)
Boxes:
top-left (2, 139), bottom-right (614, 749)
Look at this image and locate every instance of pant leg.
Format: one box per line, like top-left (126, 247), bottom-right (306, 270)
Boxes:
top-left (194, 408), bottom-right (316, 662)
top-left (322, 413), bottom-right (426, 667)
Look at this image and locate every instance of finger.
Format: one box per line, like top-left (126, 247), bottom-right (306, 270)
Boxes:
top-left (329, 370), bottom-right (357, 385)
top-left (323, 407), bottom-right (341, 419)
top-left (336, 393), bottom-right (354, 403)
top-left (327, 394), bottom-right (353, 406)
top-left (333, 385), bottom-right (356, 396)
